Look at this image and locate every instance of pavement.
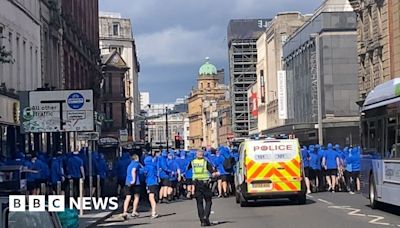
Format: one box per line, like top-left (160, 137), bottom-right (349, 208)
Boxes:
top-left (85, 192), bottom-right (399, 228)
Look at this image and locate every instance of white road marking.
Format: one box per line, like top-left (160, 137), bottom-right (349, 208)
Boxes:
top-left (367, 215), bottom-right (391, 226)
top-left (211, 211), bottom-right (215, 214)
top-left (318, 198), bottom-right (333, 204)
top-left (307, 195), bottom-right (314, 198)
top-left (328, 205), bottom-right (351, 209)
top-left (328, 206), bottom-right (366, 217)
top-left (347, 208), bottom-right (366, 217)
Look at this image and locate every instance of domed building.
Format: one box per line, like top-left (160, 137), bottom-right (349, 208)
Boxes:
top-left (188, 58), bottom-right (231, 149)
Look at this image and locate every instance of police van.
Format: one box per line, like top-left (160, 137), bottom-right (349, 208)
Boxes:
top-left (234, 138), bottom-right (306, 206)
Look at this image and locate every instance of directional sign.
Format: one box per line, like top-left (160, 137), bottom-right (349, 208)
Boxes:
top-left (21, 90), bottom-right (94, 132)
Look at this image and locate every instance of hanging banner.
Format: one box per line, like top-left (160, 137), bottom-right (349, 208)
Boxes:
top-left (277, 71), bottom-right (288, 120)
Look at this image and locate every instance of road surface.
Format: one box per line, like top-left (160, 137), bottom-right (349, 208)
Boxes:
top-left (96, 192), bottom-right (400, 228)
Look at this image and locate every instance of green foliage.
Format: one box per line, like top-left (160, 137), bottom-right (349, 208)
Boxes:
top-left (0, 45), bottom-right (13, 63)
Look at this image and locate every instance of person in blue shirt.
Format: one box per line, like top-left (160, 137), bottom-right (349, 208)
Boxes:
top-left (67, 151), bottom-right (85, 198)
top-left (123, 154), bottom-right (141, 219)
top-left (35, 154), bottom-right (50, 194)
top-left (176, 150), bottom-right (188, 198)
top-left (343, 147), bottom-right (352, 192)
top-left (115, 152), bottom-right (131, 198)
top-left (24, 153), bottom-right (40, 195)
top-left (301, 146), bottom-right (311, 194)
top-left (7, 152), bottom-right (26, 166)
top-left (315, 144), bottom-right (326, 191)
top-left (97, 153), bottom-right (108, 197)
top-left (167, 152), bottom-right (180, 201)
top-left (143, 156), bottom-right (159, 218)
top-left (322, 143), bottom-right (340, 192)
top-left (213, 148), bottom-right (228, 198)
top-left (158, 150), bottom-right (172, 203)
top-left (185, 150), bottom-right (196, 199)
top-left (50, 151), bottom-right (65, 194)
top-left (346, 147), bottom-right (361, 193)
top-left (309, 145), bottom-right (319, 193)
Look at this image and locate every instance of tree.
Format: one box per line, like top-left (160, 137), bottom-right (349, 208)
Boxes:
top-left (0, 45), bottom-right (12, 63)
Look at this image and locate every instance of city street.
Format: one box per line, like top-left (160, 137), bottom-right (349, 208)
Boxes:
top-left (96, 193), bottom-right (400, 228)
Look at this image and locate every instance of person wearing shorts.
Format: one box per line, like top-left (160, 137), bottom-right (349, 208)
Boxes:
top-left (302, 146), bottom-right (311, 194)
top-left (322, 144), bottom-right (340, 192)
top-left (143, 156), bottom-right (159, 218)
top-left (123, 154), bottom-right (141, 219)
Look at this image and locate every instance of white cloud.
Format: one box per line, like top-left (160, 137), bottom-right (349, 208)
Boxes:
top-left (135, 26), bottom-right (226, 66)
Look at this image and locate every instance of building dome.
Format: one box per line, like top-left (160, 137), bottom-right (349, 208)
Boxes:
top-left (199, 57), bottom-right (217, 76)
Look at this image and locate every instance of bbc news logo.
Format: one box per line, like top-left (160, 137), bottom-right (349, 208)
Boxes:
top-left (9, 195), bottom-right (119, 212)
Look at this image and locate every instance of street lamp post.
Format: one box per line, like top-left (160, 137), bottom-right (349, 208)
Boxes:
top-left (311, 33), bottom-right (323, 145)
top-left (165, 107), bottom-right (169, 150)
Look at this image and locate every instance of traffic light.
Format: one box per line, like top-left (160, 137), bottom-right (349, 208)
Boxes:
top-left (175, 135), bottom-right (181, 149)
top-left (13, 102), bottom-right (19, 124)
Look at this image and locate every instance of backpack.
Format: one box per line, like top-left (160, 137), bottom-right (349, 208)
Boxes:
top-left (223, 157), bottom-right (234, 173)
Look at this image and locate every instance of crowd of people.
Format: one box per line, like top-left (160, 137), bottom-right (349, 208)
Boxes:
top-left (0, 142), bottom-right (362, 221)
top-left (0, 148), bottom-right (108, 197)
top-left (301, 143), bottom-right (361, 195)
top-left (116, 147), bottom-right (239, 219)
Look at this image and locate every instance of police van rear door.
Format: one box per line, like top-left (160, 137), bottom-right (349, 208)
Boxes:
top-left (245, 139), bottom-right (301, 193)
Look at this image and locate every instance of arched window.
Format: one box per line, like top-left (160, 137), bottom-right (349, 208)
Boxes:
top-left (200, 83), bottom-right (203, 89)
top-left (207, 82), bottom-right (210, 88)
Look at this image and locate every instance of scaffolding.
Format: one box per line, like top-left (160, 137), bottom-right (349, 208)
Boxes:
top-left (229, 39), bottom-right (258, 137)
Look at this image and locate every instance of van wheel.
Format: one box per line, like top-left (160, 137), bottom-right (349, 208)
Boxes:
top-left (369, 174), bottom-right (378, 209)
top-left (235, 191), bottom-right (240, 204)
top-left (239, 196), bottom-right (248, 207)
top-left (297, 194), bottom-right (306, 205)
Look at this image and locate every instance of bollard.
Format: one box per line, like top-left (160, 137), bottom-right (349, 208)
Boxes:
top-left (79, 178), bottom-right (84, 216)
top-left (41, 183), bottom-right (46, 195)
top-left (89, 176), bottom-right (93, 197)
top-left (57, 181), bottom-right (62, 195)
top-left (96, 175), bottom-right (101, 198)
top-left (69, 179), bottom-right (73, 198)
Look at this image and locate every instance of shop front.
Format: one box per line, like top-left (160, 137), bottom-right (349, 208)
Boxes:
top-left (0, 93), bottom-right (20, 158)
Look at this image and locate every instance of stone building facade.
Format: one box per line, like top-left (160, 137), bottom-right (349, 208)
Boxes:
top-left (61, 0), bottom-right (100, 93)
top-left (349, 0), bottom-right (400, 99)
top-left (188, 58), bottom-right (228, 149)
top-left (99, 12), bottom-right (140, 141)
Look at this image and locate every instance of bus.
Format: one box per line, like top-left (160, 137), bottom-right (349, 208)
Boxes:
top-left (360, 78), bottom-right (400, 208)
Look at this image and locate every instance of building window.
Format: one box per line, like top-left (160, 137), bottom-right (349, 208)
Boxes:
top-left (200, 83), bottom-right (203, 89)
top-left (108, 75), bottom-right (112, 94)
top-left (121, 103), bottom-right (126, 127)
top-left (207, 82), bottom-right (210, 88)
top-left (260, 70), bottom-right (265, 103)
top-left (109, 45), bottom-right (123, 55)
top-left (368, 6), bottom-right (373, 39)
top-left (112, 23), bottom-right (119, 36)
top-left (109, 103), bottom-right (113, 119)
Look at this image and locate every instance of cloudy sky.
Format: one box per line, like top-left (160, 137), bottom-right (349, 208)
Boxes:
top-left (99, 0), bottom-right (322, 103)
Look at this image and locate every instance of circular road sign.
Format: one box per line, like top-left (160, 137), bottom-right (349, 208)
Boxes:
top-left (67, 93), bottom-right (85, 110)
top-left (23, 107), bottom-right (34, 121)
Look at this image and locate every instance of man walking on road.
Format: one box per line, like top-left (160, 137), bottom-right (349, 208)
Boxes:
top-left (188, 149), bottom-right (219, 226)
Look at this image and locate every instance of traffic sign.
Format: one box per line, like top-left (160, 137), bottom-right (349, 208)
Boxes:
top-left (21, 90), bottom-right (94, 132)
top-left (67, 92), bottom-right (85, 110)
top-left (22, 107), bottom-right (34, 121)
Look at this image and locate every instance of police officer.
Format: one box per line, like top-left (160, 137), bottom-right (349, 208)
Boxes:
top-left (188, 149), bottom-right (219, 227)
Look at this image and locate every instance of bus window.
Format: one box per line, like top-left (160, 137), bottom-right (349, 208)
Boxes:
top-left (361, 121), bottom-right (368, 151)
top-left (386, 125), bottom-right (396, 158)
top-left (377, 119), bottom-right (384, 154)
top-left (368, 121), bottom-right (376, 149)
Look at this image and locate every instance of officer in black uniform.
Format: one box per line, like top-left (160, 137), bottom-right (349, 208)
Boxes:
top-left (187, 149), bottom-right (219, 227)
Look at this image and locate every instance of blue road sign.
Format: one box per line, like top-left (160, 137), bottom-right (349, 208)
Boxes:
top-left (67, 93), bottom-right (85, 110)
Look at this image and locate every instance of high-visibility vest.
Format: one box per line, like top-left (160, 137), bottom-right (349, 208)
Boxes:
top-left (192, 159), bottom-right (210, 181)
